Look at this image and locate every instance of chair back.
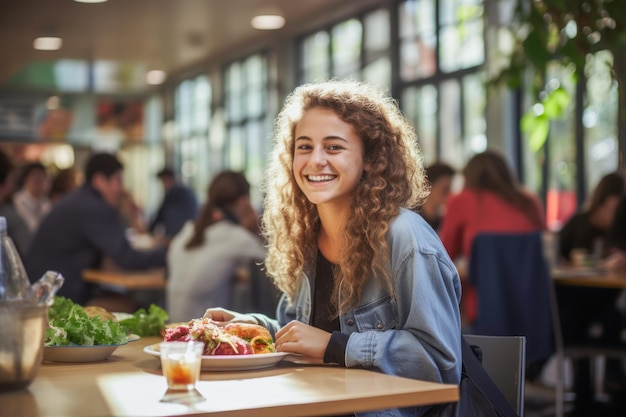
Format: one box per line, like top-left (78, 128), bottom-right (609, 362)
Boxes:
top-left (468, 231), bottom-right (554, 363)
top-left (464, 334), bottom-right (527, 417)
top-left (246, 259), bottom-right (281, 318)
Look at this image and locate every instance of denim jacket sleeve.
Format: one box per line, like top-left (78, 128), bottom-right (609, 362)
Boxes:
top-left (344, 209), bottom-right (462, 385)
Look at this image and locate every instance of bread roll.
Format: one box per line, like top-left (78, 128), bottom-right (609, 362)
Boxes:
top-left (83, 306), bottom-right (117, 321)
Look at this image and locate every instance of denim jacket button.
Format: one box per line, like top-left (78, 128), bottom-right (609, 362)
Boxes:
top-left (376, 322), bottom-right (384, 329)
top-left (346, 319), bottom-right (355, 326)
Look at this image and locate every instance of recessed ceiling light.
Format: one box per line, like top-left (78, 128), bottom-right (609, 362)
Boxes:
top-left (251, 15), bottom-right (285, 30)
top-left (33, 37), bottom-right (62, 51)
top-left (146, 70), bottom-right (167, 85)
top-left (74, 0), bottom-right (108, 3)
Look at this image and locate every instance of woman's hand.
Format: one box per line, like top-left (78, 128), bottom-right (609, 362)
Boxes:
top-left (203, 307), bottom-right (258, 325)
top-left (275, 320), bottom-right (331, 359)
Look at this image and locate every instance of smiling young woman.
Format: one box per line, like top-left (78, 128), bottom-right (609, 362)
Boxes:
top-left (204, 80), bottom-right (463, 417)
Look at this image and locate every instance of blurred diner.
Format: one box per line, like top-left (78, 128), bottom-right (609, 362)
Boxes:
top-left (556, 172), bottom-right (626, 409)
top-left (148, 167), bottom-right (199, 241)
top-left (13, 161), bottom-right (51, 233)
top-left (0, 149), bottom-right (32, 257)
top-left (439, 149), bottom-right (545, 325)
top-left (166, 170), bottom-right (265, 323)
top-left (415, 161), bottom-right (456, 232)
top-left (24, 152), bottom-right (167, 312)
top-left (559, 172), bottom-right (625, 266)
top-left (606, 196), bottom-right (626, 269)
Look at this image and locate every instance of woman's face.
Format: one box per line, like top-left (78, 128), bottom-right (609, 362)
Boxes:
top-left (293, 107), bottom-right (366, 210)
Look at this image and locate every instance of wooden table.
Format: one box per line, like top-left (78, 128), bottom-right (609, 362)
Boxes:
top-left (0, 337), bottom-right (459, 417)
top-left (551, 267), bottom-right (626, 289)
top-left (82, 268), bottom-right (166, 290)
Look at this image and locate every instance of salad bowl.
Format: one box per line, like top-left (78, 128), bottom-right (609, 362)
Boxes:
top-left (43, 334), bottom-right (140, 363)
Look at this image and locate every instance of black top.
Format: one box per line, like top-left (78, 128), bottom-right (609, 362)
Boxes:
top-left (312, 251), bottom-right (349, 366)
top-left (312, 251), bottom-right (340, 332)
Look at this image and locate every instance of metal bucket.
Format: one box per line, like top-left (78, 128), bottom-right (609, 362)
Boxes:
top-left (0, 302), bottom-right (48, 391)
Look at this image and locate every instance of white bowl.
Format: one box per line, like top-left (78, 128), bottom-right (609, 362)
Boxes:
top-left (43, 335), bottom-right (140, 363)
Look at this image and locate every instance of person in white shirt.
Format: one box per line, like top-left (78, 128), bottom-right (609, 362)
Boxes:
top-left (14, 162), bottom-right (51, 233)
top-left (166, 171), bottom-right (266, 322)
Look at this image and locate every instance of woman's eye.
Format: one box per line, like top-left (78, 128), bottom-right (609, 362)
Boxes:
top-left (327, 145), bottom-right (343, 151)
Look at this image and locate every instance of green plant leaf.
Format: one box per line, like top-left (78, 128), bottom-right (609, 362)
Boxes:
top-left (543, 87), bottom-right (570, 118)
top-left (522, 111), bottom-right (550, 152)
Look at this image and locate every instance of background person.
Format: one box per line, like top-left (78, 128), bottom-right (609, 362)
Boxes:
top-left (149, 167), bottom-right (199, 240)
top-left (416, 161), bottom-right (456, 232)
top-left (559, 172), bottom-right (625, 263)
top-left (166, 170), bottom-right (266, 322)
top-left (439, 149), bottom-right (545, 325)
top-left (25, 153), bottom-right (167, 309)
top-left (605, 195), bottom-right (626, 269)
top-left (203, 80), bottom-right (462, 417)
top-left (0, 149), bottom-right (32, 257)
top-left (13, 161), bottom-right (51, 233)
top-left (557, 172), bottom-right (626, 410)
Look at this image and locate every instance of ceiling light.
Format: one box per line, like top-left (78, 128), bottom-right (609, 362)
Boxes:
top-left (33, 37), bottom-right (62, 51)
top-left (251, 15), bottom-right (285, 30)
top-left (74, 0), bottom-right (108, 3)
top-left (146, 70), bottom-right (167, 85)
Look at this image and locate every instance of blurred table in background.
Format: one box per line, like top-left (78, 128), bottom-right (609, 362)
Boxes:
top-left (552, 267), bottom-right (626, 289)
top-left (82, 268), bottom-right (166, 312)
top-left (82, 268), bottom-right (166, 290)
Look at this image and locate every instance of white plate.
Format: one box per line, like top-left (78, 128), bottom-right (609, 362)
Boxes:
top-left (144, 343), bottom-right (288, 371)
top-left (43, 335), bottom-right (140, 363)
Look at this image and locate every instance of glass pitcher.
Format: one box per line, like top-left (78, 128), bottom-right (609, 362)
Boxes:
top-left (0, 216), bottom-right (30, 301)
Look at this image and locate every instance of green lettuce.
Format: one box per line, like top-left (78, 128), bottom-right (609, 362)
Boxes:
top-left (117, 304), bottom-right (169, 337)
top-left (45, 296), bottom-right (128, 346)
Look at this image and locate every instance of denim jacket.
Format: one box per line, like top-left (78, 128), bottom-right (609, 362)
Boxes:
top-left (254, 208), bottom-right (462, 417)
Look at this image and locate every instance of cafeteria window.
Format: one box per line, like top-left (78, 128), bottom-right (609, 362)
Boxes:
top-left (222, 53), bottom-right (270, 208)
top-left (174, 75), bottom-right (212, 199)
top-left (295, 0), bottom-right (485, 168)
top-left (297, 7), bottom-right (392, 92)
top-left (397, 0), bottom-right (486, 167)
top-left (523, 51), bottom-right (619, 231)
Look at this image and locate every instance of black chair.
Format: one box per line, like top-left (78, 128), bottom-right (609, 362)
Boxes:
top-left (464, 334), bottom-right (527, 417)
top-left (244, 259), bottom-right (281, 318)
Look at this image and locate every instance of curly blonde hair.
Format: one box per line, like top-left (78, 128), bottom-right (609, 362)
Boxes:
top-left (261, 80), bottom-right (428, 315)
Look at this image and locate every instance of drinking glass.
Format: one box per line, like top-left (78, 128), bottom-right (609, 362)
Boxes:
top-left (160, 341), bottom-right (204, 391)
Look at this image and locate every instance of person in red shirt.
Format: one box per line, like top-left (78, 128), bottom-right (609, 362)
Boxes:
top-left (439, 149), bottom-right (545, 323)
